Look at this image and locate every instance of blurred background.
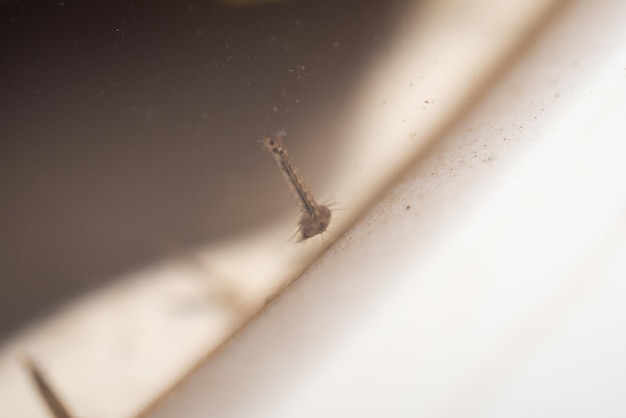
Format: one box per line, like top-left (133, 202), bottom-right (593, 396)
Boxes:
top-left (0, 0), bottom-right (410, 340)
top-left (7, 1), bottom-right (625, 418)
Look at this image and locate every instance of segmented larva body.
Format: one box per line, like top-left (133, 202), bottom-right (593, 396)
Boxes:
top-left (261, 132), bottom-right (331, 240)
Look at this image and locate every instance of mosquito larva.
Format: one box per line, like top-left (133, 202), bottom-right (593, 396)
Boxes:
top-left (261, 131), bottom-right (331, 240)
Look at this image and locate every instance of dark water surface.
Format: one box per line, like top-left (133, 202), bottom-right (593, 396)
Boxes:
top-left (0, 0), bottom-right (412, 339)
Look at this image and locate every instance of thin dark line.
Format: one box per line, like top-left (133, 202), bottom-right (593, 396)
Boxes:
top-left (22, 356), bottom-right (74, 418)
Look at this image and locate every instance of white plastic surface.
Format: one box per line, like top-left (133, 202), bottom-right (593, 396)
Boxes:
top-left (148, 1), bottom-right (626, 417)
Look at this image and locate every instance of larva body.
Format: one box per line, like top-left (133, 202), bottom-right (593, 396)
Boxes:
top-left (261, 132), bottom-right (331, 240)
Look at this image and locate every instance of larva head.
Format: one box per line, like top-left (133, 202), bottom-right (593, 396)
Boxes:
top-left (299, 205), bottom-right (331, 240)
top-left (261, 132), bottom-right (285, 151)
